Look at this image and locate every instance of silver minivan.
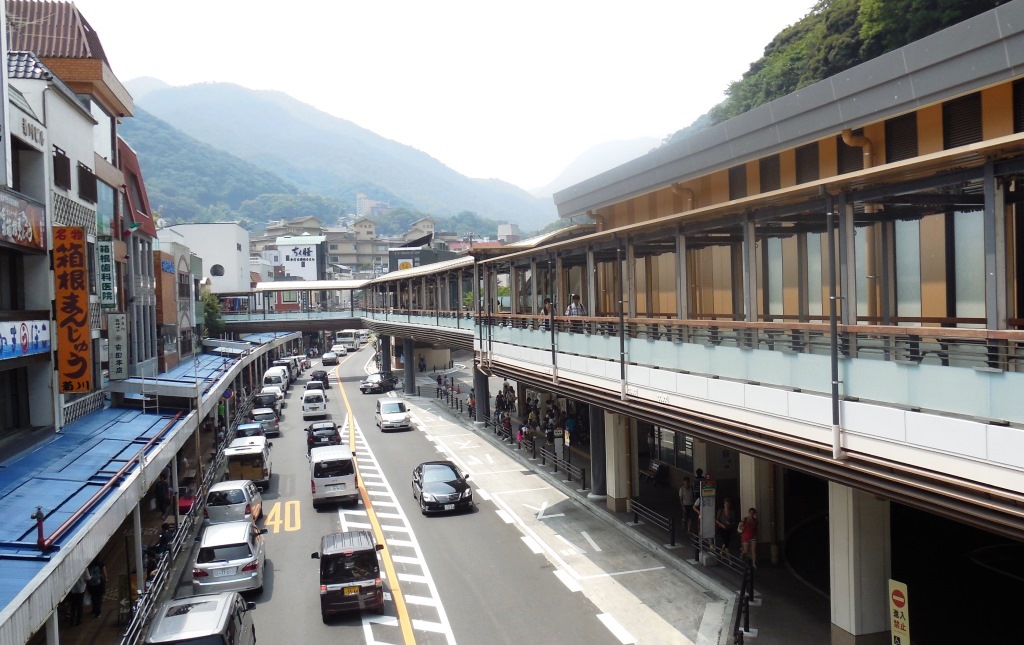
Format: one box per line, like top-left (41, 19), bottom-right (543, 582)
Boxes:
top-left (205, 480), bottom-right (263, 525)
top-left (192, 521), bottom-right (268, 595)
top-left (375, 398), bottom-right (412, 431)
top-left (145, 592), bottom-right (256, 644)
top-left (310, 445), bottom-right (358, 509)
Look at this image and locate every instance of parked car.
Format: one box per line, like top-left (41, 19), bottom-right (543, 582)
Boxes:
top-left (205, 480), bottom-right (263, 525)
top-left (309, 369), bottom-right (330, 388)
top-left (235, 422), bottom-right (265, 439)
top-left (360, 372), bottom-right (398, 394)
top-left (260, 386), bottom-right (285, 409)
top-left (192, 521), bottom-right (268, 595)
top-left (375, 398), bottom-right (412, 432)
top-left (144, 592), bottom-right (257, 645)
top-left (250, 407), bottom-right (280, 437)
top-left (253, 392), bottom-right (281, 417)
top-left (306, 421), bottom-right (342, 453)
top-left (321, 352), bottom-right (338, 366)
top-left (411, 461), bottom-right (474, 514)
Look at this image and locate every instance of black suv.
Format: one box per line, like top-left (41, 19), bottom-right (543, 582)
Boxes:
top-left (311, 530), bottom-right (384, 620)
top-left (253, 392), bottom-right (281, 416)
top-left (360, 372), bottom-right (398, 395)
top-left (306, 421), bottom-right (341, 453)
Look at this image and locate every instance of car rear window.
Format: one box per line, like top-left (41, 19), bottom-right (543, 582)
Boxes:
top-left (381, 402), bottom-right (406, 414)
top-left (227, 454), bottom-right (263, 468)
top-left (320, 551), bottom-right (378, 585)
top-left (253, 412), bottom-right (276, 421)
top-left (207, 489), bottom-right (246, 506)
top-left (305, 394), bottom-right (325, 403)
top-left (314, 459), bottom-right (354, 478)
top-left (197, 543), bottom-right (252, 563)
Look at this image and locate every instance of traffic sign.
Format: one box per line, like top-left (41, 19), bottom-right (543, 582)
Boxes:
top-left (888, 579), bottom-right (909, 644)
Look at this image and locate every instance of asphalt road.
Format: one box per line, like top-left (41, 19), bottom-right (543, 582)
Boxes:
top-left (213, 343), bottom-right (704, 644)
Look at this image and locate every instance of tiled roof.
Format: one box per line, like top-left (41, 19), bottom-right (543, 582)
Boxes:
top-left (7, 50), bottom-right (51, 80)
top-left (6, 0), bottom-right (108, 62)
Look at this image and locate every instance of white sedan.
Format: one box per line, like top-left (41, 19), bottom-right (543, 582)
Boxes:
top-left (260, 385), bottom-right (285, 404)
top-left (330, 344), bottom-right (348, 355)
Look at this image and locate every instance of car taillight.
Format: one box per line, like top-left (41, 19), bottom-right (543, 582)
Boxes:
top-left (375, 577), bottom-right (382, 588)
top-left (245, 504), bottom-right (252, 516)
top-left (263, 467), bottom-right (269, 478)
top-left (311, 480), bottom-right (316, 494)
top-left (203, 507), bottom-right (208, 518)
top-left (192, 569), bottom-right (208, 577)
top-left (320, 584), bottom-right (327, 595)
top-left (241, 560), bottom-right (259, 572)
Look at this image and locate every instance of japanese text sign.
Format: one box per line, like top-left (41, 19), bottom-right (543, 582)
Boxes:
top-left (888, 579), bottom-right (909, 645)
top-left (108, 313), bottom-right (128, 380)
top-left (98, 239), bottom-right (115, 307)
top-left (54, 227), bottom-right (92, 392)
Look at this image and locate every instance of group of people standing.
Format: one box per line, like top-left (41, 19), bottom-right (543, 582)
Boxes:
top-left (67, 559), bottom-right (106, 626)
top-left (680, 476), bottom-right (759, 568)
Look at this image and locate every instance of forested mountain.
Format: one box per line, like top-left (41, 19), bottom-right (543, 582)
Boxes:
top-left (125, 81), bottom-right (558, 231)
top-left (665, 0), bottom-right (1004, 145)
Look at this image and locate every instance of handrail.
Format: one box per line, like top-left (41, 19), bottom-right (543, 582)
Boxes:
top-left (41, 411), bottom-right (185, 551)
top-left (627, 497), bottom-right (675, 546)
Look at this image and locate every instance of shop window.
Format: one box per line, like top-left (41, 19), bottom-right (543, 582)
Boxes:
top-left (759, 155), bottom-right (781, 192)
top-left (77, 163), bottom-right (97, 203)
top-left (53, 146), bottom-right (71, 190)
top-left (943, 92), bottom-right (982, 150)
top-left (795, 142), bottom-right (819, 184)
top-left (728, 164), bottom-right (747, 200)
top-left (885, 113), bottom-right (918, 162)
top-left (1015, 79), bottom-right (1024, 133)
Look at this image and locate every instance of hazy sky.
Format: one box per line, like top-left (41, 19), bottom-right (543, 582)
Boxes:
top-left (71, 0), bottom-right (814, 190)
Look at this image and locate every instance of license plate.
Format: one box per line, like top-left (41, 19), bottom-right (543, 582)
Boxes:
top-left (326, 484), bottom-right (346, 492)
top-left (212, 567), bottom-right (236, 577)
top-left (343, 586), bottom-right (360, 595)
top-left (444, 504), bottom-right (455, 511)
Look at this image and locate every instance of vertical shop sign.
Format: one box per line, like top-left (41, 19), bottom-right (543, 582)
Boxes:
top-left (108, 313), bottom-right (128, 380)
top-left (54, 227), bottom-right (93, 392)
top-left (98, 238), bottom-right (115, 307)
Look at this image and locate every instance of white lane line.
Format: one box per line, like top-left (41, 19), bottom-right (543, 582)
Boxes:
top-left (556, 534), bottom-right (583, 554)
top-left (554, 569), bottom-right (583, 592)
top-left (476, 488), bottom-right (492, 501)
top-left (398, 573), bottom-right (430, 584)
top-left (371, 501), bottom-right (398, 508)
top-left (364, 614), bottom-right (400, 626)
top-left (341, 509), bottom-right (368, 516)
top-left (597, 613), bottom-right (636, 644)
top-left (581, 531), bottom-right (602, 552)
top-left (404, 594), bottom-right (438, 606)
top-left (578, 566), bottom-right (667, 580)
top-left (412, 619), bottom-right (448, 633)
top-left (521, 536), bottom-right (544, 554)
top-left (390, 555), bottom-right (424, 565)
top-left (490, 487), bottom-right (551, 495)
top-left (346, 521), bottom-right (372, 529)
top-left (374, 512), bottom-right (404, 520)
top-left (381, 524), bottom-right (410, 532)
top-left (366, 489), bottom-right (391, 496)
top-left (362, 480), bottom-right (388, 487)
top-left (495, 509), bottom-right (515, 524)
top-left (386, 538), bottom-right (415, 548)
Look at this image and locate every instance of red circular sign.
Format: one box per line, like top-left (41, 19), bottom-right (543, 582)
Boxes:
top-left (891, 589), bottom-right (906, 608)
top-left (19, 322), bottom-right (29, 353)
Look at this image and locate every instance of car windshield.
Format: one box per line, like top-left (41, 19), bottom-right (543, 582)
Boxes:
top-left (207, 489), bottom-right (246, 506)
top-left (237, 425), bottom-right (263, 437)
top-left (423, 464), bottom-right (458, 483)
top-left (320, 551), bottom-right (378, 585)
top-left (307, 382), bottom-right (324, 390)
top-left (381, 402), bottom-right (406, 414)
top-left (313, 459), bottom-right (354, 478)
top-left (197, 542), bottom-right (251, 563)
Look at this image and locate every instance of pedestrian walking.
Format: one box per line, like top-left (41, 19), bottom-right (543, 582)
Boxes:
top-left (155, 472), bottom-right (170, 519)
top-left (68, 570), bottom-right (90, 626)
top-left (86, 559), bottom-right (107, 617)
top-left (740, 507), bottom-right (759, 568)
top-left (715, 498), bottom-right (738, 554)
top-left (679, 476), bottom-right (695, 533)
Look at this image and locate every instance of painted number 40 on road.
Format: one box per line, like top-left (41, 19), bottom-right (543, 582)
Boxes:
top-left (263, 501), bottom-right (300, 533)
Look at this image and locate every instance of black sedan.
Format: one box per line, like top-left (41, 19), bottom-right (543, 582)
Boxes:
top-left (310, 369), bottom-right (330, 388)
top-left (360, 372), bottom-right (398, 394)
top-left (411, 461), bottom-right (474, 514)
top-left (306, 421), bottom-right (341, 453)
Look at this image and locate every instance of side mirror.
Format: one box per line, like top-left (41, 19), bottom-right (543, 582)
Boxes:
top-left (310, 552), bottom-right (320, 559)
top-left (352, 451), bottom-right (357, 457)
top-left (268, 441), bottom-right (273, 448)
top-left (259, 528), bottom-right (269, 535)
top-left (464, 473), bottom-right (470, 479)
top-left (246, 602), bottom-right (257, 610)
top-left (375, 544), bottom-right (384, 552)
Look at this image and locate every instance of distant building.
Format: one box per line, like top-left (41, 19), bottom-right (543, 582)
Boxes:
top-left (497, 223), bottom-right (520, 244)
top-left (164, 223), bottom-right (250, 293)
top-left (356, 193), bottom-right (390, 218)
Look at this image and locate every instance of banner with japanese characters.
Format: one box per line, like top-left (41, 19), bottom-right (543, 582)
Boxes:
top-left (97, 238), bottom-right (115, 307)
top-left (282, 243), bottom-right (319, 280)
top-left (54, 227), bottom-right (93, 392)
top-left (108, 313), bottom-right (128, 380)
top-left (0, 319), bottom-right (49, 361)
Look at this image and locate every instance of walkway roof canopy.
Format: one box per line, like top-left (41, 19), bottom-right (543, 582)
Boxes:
top-left (254, 279), bottom-right (368, 292)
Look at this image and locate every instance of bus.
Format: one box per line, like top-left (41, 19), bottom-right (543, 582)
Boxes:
top-left (335, 330), bottom-right (359, 352)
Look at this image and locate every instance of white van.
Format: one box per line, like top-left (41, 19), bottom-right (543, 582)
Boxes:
top-left (309, 445), bottom-right (358, 509)
top-left (302, 389), bottom-right (328, 420)
top-left (262, 367), bottom-right (289, 392)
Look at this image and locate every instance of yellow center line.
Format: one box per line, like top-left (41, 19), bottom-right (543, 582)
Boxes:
top-left (333, 353), bottom-right (416, 645)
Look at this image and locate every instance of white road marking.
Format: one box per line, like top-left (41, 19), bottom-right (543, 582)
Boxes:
top-left (554, 569), bottom-right (583, 592)
top-left (398, 572), bottom-right (430, 584)
top-left (581, 531), bottom-right (602, 552)
top-left (412, 619), bottom-right (449, 633)
top-left (374, 512), bottom-right (403, 520)
top-left (476, 488), bottom-right (492, 501)
top-left (521, 536), bottom-right (545, 554)
top-left (523, 501), bottom-right (565, 520)
top-left (484, 453), bottom-right (494, 464)
top-left (380, 524), bottom-right (410, 532)
top-left (386, 538), bottom-right (415, 548)
top-left (390, 555), bottom-right (423, 565)
top-left (496, 509), bottom-right (515, 524)
top-left (557, 534), bottom-right (583, 554)
top-left (346, 521), bottom-right (372, 529)
top-left (578, 566), bottom-right (667, 580)
top-left (597, 613), bottom-right (636, 644)
top-left (404, 594), bottom-right (439, 606)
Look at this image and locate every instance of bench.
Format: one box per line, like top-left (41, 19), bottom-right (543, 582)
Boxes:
top-left (640, 458), bottom-right (668, 484)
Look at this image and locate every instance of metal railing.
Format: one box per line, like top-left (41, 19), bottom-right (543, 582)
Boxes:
top-left (628, 497), bottom-right (676, 546)
top-left (733, 562), bottom-right (756, 644)
top-left (538, 446), bottom-right (587, 490)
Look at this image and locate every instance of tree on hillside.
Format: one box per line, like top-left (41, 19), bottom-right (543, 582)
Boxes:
top-left (237, 193), bottom-right (349, 225)
top-left (201, 288), bottom-right (224, 339)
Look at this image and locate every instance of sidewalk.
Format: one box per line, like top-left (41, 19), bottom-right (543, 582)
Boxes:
top-left (414, 357), bottom-right (831, 645)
